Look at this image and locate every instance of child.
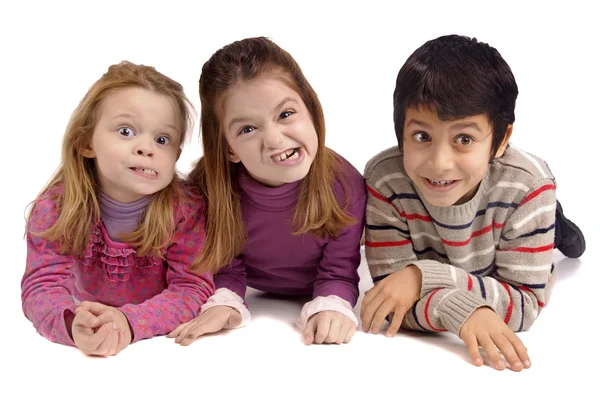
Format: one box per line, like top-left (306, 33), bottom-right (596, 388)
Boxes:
top-left (168, 37), bottom-right (367, 346)
top-left (360, 34), bottom-right (584, 371)
top-left (21, 61), bottom-right (214, 356)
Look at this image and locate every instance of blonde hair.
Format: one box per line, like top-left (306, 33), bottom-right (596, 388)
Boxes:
top-left (27, 61), bottom-right (196, 261)
top-left (188, 37), bottom-right (355, 274)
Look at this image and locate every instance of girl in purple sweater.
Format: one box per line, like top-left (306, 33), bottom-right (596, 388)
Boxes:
top-left (21, 61), bottom-right (214, 356)
top-left (169, 37), bottom-right (367, 346)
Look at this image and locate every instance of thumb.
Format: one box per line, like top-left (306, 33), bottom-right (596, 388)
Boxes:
top-left (303, 317), bottom-right (317, 345)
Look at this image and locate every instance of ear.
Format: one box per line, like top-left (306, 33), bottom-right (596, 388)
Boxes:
top-left (176, 148), bottom-right (182, 161)
top-left (228, 147), bottom-right (241, 163)
top-left (493, 124), bottom-right (513, 159)
top-left (79, 144), bottom-right (96, 159)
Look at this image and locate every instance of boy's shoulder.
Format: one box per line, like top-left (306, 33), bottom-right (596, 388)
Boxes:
top-left (492, 146), bottom-right (555, 186)
top-left (364, 145), bottom-right (404, 182)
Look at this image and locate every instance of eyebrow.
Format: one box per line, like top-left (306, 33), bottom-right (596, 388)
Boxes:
top-left (405, 119), bottom-right (484, 134)
top-left (112, 113), bottom-right (178, 132)
top-left (227, 97), bottom-right (299, 131)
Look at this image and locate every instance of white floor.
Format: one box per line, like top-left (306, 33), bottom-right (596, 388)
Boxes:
top-left (6, 247), bottom-right (596, 398)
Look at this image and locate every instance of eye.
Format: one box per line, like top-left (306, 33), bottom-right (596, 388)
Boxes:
top-left (239, 126), bottom-right (255, 135)
top-left (280, 110), bottom-right (294, 119)
top-left (412, 132), bottom-right (430, 143)
top-left (118, 127), bottom-right (134, 137)
top-left (455, 135), bottom-right (473, 145)
top-left (155, 135), bottom-right (170, 145)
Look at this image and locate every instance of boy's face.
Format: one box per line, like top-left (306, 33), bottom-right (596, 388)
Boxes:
top-left (402, 106), bottom-right (509, 207)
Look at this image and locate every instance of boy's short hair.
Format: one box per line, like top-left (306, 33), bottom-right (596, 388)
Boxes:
top-left (393, 34), bottom-right (518, 156)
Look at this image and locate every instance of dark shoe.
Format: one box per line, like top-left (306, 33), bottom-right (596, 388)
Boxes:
top-left (555, 201), bottom-right (586, 258)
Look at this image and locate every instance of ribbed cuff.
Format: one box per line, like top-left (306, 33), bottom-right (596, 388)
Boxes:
top-left (437, 290), bottom-right (487, 336)
top-left (413, 260), bottom-right (456, 296)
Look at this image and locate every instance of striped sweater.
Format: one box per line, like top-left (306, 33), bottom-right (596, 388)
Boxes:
top-left (364, 146), bottom-right (557, 336)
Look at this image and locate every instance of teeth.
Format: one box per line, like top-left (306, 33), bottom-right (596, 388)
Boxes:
top-left (428, 179), bottom-right (453, 186)
top-left (134, 168), bottom-right (157, 176)
top-left (273, 149), bottom-right (298, 162)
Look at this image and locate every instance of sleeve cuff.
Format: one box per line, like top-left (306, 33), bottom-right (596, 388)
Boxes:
top-left (295, 295), bottom-right (358, 330)
top-left (200, 288), bottom-right (251, 328)
top-left (437, 290), bottom-right (487, 336)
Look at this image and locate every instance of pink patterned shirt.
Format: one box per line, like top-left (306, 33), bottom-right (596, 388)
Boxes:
top-left (21, 184), bottom-right (214, 346)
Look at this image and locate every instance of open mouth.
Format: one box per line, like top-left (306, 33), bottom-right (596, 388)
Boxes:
top-left (271, 148), bottom-right (300, 162)
top-left (130, 167), bottom-right (158, 177)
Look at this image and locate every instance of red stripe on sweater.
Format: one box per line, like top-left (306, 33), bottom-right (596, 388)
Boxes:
top-left (365, 240), bottom-right (411, 247)
top-left (467, 275), bottom-right (473, 291)
top-left (441, 222), bottom-right (502, 247)
top-left (519, 286), bottom-right (545, 307)
top-left (520, 184), bottom-right (556, 206)
top-left (501, 243), bottom-right (554, 253)
top-left (501, 282), bottom-right (513, 324)
top-left (367, 186), bottom-right (402, 217)
top-left (424, 289), bottom-right (447, 332)
top-left (399, 211), bottom-right (432, 222)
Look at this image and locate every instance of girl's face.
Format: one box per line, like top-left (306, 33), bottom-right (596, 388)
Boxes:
top-left (222, 75), bottom-right (318, 187)
top-left (81, 87), bottom-right (181, 202)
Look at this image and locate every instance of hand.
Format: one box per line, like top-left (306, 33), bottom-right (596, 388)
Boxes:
top-left (460, 307), bottom-right (531, 372)
top-left (303, 310), bottom-right (356, 345)
top-left (168, 306), bottom-right (242, 346)
top-left (70, 309), bottom-right (122, 357)
top-left (360, 265), bottom-right (422, 336)
top-left (74, 301), bottom-right (132, 356)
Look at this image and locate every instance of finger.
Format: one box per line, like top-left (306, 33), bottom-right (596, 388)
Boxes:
top-left (504, 330), bottom-right (530, 369)
top-left (72, 311), bottom-right (100, 328)
top-left (335, 322), bottom-right (351, 345)
top-left (462, 331), bottom-right (483, 366)
top-left (314, 316), bottom-right (332, 344)
top-left (491, 332), bottom-right (523, 372)
top-left (168, 322), bottom-right (190, 338)
top-left (74, 301), bottom-right (94, 313)
top-left (360, 286), bottom-right (381, 319)
top-left (385, 308), bottom-right (406, 337)
top-left (79, 323), bottom-right (113, 354)
top-left (115, 329), bottom-right (128, 355)
top-left (370, 300), bottom-right (395, 334)
top-left (303, 317), bottom-right (317, 345)
top-left (80, 302), bottom-right (109, 316)
top-left (325, 318), bottom-right (341, 344)
top-left (360, 291), bottom-right (387, 332)
top-left (105, 328), bottom-right (120, 357)
top-left (479, 334), bottom-right (505, 370)
top-left (94, 311), bottom-right (118, 327)
top-left (343, 326), bottom-right (356, 344)
top-left (179, 317), bottom-right (226, 346)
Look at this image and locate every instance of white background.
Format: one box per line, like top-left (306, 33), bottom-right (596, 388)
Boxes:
top-left (1, 1), bottom-right (598, 397)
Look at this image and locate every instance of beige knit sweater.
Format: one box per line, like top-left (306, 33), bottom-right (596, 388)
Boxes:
top-left (364, 146), bottom-right (557, 336)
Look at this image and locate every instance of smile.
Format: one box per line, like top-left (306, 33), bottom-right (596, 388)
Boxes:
top-left (423, 177), bottom-right (458, 191)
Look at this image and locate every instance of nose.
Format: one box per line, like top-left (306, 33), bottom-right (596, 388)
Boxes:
top-left (429, 142), bottom-right (453, 173)
top-left (133, 137), bottom-right (154, 158)
top-left (261, 124), bottom-right (285, 149)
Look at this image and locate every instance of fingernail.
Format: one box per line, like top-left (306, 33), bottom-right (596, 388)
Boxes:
top-left (496, 360), bottom-right (506, 370)
top-left (513, 361), bottom-right (523, 370)
top-left (474, 357), bottom-right (483, 366)
top-left (523, 359), bottom-right (531, 367)
top-left (91, 318), bottom-right (98, 326)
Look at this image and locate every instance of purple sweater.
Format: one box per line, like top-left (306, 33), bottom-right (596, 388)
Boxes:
top-left (215, 154), bottom-right (367, 307)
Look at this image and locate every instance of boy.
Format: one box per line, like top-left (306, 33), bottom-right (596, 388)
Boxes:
top-left (360, 35), bottom-right (585, 372)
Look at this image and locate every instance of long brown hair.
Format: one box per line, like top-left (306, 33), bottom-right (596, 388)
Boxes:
top-left (27, 61), bottom-right (195, 259)
top-left (188, 37), bottom-right (355, 274)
